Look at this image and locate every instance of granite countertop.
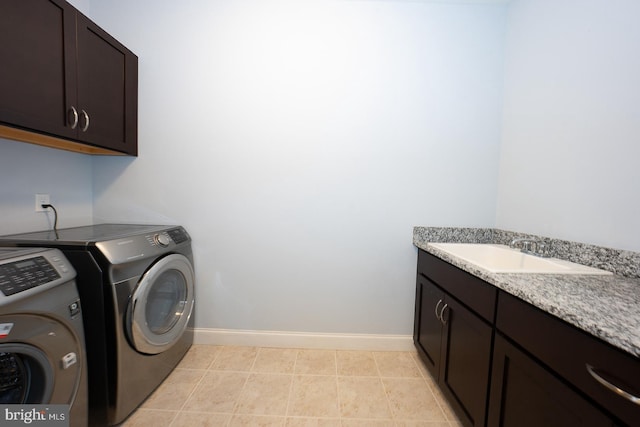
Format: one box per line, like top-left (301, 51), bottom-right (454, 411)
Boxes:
top-left (413, 227), bottom-right (640, 359)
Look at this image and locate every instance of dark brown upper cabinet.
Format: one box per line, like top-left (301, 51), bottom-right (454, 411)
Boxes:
top-left (0, 0), bottom-right (138, 156)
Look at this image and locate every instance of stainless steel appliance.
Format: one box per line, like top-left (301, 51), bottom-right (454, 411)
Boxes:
top-left (0, 225), bottom-right (195, 426)
top-left (0, 247), bottom-right (88, 427)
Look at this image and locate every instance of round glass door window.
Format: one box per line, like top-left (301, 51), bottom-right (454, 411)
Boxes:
top-left (145, 269), bottom-right (187, 335)
top-left (128, 254), bottom-right (195, 355)
top-left (0, 344), bottom-right (52, 404)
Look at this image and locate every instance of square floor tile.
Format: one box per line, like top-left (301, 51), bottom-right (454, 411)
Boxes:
top-left (295, 350), bottom-right (337, 375)
top-left (285, 417), bottom-right (341, 426)
top-left (121, 408), bottom-right (177, 426)
top-left (171, 411), bottom-right (231, 426)
top-left (336, 351), bottom-right (378, 376)
top-left (338, 376), bottom-right (392, 419)
top-left (235, 373), bottom-right (293, 416)
top-left (178, 345), bottom-right (223, 370)
top-left (182, 371), bottom-right (248, 413)
top-left (252, 348), bottom-right (298, 373)
top-left (229, 414), bottom-right (286, 426)
top-left (374, 351), bottom-right (422, 378)
top-left (382, 378), bottom-right (447, 421)
top-left (211, 346), bottom-right (258, 371)
top-left (288, 375), bottom-right (340, 417)
top-left (141, 368), bottom-right (204, 410)
top-left (340, 420), bottom-right (396, 427)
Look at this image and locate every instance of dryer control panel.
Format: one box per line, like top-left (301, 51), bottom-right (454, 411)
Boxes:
top-left (95, 226), bottom-right (191, 265)
top-left (0, 248), bottom-right (76, 297)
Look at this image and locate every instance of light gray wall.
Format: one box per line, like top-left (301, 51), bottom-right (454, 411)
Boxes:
top-left (89, 0), bottom-right (506, 333)
top-left (496, 0), bottom-right (640, 251)
top-left (0, 140), bottom-right (93, 235)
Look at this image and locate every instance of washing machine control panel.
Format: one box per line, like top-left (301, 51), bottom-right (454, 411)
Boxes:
top-left (0, 249), bottom-right (75, 297)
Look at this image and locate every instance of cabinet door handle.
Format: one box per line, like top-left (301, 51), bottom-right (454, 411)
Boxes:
top-left (439, 303), bottom-right (449, 325)
top-left (586, 364), bottom-right (640, 405)
top-left (69, 106), bottom-right (79, 129)
top-left (80, 110), bottom-right (90, 132)
top-left (434, 299), bottom-right (443, 320)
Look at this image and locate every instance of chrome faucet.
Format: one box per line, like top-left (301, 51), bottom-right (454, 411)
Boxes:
top-left (509, 238), bottom-right (551, 258)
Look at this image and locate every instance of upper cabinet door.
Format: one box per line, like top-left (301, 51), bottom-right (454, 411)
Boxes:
top-left (0, 0), bottom-right (78, 139)
top-left (0, 0), bottom-right (137, 155)
top-left (76, 13), bottom-right (138, 155)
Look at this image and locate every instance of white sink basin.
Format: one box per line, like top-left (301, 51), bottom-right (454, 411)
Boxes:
top-left (427, 243), bottom-right (612, 275)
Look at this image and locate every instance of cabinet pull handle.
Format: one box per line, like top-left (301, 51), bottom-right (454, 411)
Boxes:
top-left (586, 364), bottom-right (640, 405)
top-left (440, 303), bottom-right (449, 325)
top-left (434, 299), bottom-right (443, 320)
top-left (69, 106), bottom-right (79, 129)
top-left (81, 110), bottom-right (90, 132)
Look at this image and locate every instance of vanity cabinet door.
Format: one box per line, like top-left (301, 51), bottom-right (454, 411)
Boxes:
top-left (488, 334), bottom-right (615, 427)
top-left (414, 269), bottom-right (493, 427)
top-left (496, 291), bottom-right (640, 426)
top-left (414, 276), bottom-right (445, 378)
top-left (439, 295), bottom-right (493, 427)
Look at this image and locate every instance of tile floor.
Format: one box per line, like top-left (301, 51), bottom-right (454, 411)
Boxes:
top-left (121, 345), bottom-right (464, 427)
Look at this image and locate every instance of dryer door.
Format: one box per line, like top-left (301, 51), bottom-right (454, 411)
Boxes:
top-left (128, 254), bottom-right (195, 355)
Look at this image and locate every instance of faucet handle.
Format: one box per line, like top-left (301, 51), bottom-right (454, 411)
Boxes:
top-left (536, 242), bottom-right (551, 257)
top-left (510, 238), bottom-right (532, 250)
top-left (510, 238), bottom-right (551, 257)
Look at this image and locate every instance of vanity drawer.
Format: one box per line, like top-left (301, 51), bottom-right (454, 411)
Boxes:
top-left (497, 291), bottom-right (640, 426)
top-left (418, 249), bottom-right (496, 322)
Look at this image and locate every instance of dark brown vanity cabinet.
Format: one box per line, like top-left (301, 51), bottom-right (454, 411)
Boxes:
top-left (414, 249), bottom-right (640, 427)
top-left (414, 249), bottom-right (497, 427)
top-left (488, 334), bottom-right (615, 427)
top-left (490, 292), bottom-right (639, 427)
top-left (0, 0), bottom-right (137, 155)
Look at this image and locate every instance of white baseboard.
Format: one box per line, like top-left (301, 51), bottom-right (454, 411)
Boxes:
top-left (192, 328), bottom-right (414, 351)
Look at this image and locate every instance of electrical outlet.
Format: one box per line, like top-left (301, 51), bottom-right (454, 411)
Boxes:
top-left (35, 194), bottom-right (50, 212)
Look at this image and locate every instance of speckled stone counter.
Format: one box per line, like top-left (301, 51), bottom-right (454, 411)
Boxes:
top-left (413, 227), bottom-right (640, 358)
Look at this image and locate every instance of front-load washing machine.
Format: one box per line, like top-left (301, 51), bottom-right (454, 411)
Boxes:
top-left (0, 247), bottom-right (88, 427)
top-left (0, 225), bottom-right (195, 426)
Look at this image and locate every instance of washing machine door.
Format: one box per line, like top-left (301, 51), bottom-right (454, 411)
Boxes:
top-left (0, 344), bottom-right (53, 404)
top-left (128, 254), bottom-right (195, 355)
top-left (0, 313), bottom-right (82, 407)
